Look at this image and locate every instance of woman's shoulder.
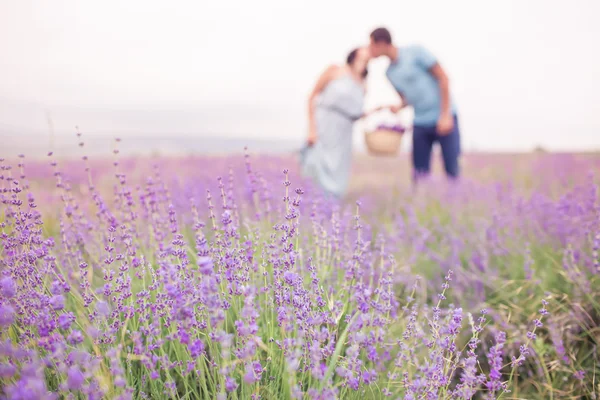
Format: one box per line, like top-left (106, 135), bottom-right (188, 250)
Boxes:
top-left (324, 64), bottom-right (347, 78)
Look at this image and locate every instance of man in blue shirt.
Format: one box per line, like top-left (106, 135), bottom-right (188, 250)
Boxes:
top-left (368, 27), bottom-right (461, 182)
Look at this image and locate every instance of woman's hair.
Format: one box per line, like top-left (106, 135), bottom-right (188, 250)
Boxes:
top-left (346, 48), bottom-right (368, 78)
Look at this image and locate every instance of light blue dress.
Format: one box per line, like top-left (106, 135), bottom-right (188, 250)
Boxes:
top-left (299, 74), bottom-right (365, 199)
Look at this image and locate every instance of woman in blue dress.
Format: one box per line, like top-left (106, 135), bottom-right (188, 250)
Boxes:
top-left (300, 47), bottom-right (371, 199)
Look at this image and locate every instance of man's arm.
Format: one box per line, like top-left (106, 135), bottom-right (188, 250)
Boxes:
top-left (413, 45), bottom-right (454, 133)
top-left (428, 63), bottom-right (452, 122)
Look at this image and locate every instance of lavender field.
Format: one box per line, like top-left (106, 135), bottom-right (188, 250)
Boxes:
top-left (0, 144), bottom-right (599, 399)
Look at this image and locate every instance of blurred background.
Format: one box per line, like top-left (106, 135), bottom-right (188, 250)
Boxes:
top-left (1, 0), bottom-right (599, 157)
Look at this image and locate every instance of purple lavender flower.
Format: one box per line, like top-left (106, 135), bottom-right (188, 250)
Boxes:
top-left (225, 376), bottom-right (238, 392)
top-left (548, 322), bottom-right (568, 363)
top-left (198, 256), bottom-right (214, 275)
top-left (67, 365), bottom-right (85, 390)
top-left (243, 361), bottom-right (263, 384)
top-left (188, 339), bottom-right (205, 358)
top-left (0, 276), bottom-right (16, 298)
top-left (0, 304), bottom-right (15, 327)
top-left (67, 330), bottom-right (84, 345)
top-left (0, 363), bottom-right (16, 378)
top-left (58, 313), bottom-right (74, 330)
top-left (486, 331), bottom-right (507, 393)
top-left (96, 301), bottom-right (110, 317)
top-left (49, 294), bottom-right (65, 310)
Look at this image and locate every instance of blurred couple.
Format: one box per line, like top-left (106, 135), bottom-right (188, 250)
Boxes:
top-left (300, 27), bottom-right (461, 199)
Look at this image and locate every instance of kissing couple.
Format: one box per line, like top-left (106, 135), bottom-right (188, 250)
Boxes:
top-left (300, 27), bottom-right (461, 199)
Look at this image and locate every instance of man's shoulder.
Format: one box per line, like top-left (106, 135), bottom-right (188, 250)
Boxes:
top-left (403, 44), bottom-right (437, 68)
top-left (404, 44), bottom-right (430, 55)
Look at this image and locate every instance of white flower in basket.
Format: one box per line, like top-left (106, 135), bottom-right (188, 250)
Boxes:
top-left (363, 109), bottom-right (406, 156)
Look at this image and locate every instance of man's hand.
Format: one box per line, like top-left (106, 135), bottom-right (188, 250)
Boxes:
top-left (390, 104), bottom-right (403, 113)
top-left (376, 104), bottom-right (403, 113)
top-left (436, 113), bottom-right (454, 135)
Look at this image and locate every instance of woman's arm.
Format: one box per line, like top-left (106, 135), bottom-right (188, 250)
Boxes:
top-left (307, 65), bottom-right (338, 145)
top-left (368, 92), bottom-right (409, 115)
top-left (360, 94), bottom-right (406, 119)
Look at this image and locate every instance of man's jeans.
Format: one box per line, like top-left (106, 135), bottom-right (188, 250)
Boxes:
top-left (412, 115), bottom-right (461, 181)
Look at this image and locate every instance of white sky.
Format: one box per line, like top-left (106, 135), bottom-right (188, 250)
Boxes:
top-left (1, 0), bottom-right (599, 152)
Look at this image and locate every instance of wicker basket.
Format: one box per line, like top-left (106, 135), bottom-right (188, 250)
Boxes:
top-left (365, 129), bottom-right (403, 156)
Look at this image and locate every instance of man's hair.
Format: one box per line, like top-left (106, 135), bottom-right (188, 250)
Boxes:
top-left (370, 27), bottom-right (392, 44)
